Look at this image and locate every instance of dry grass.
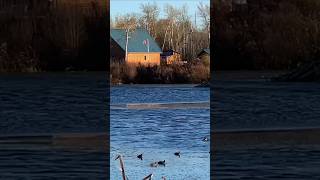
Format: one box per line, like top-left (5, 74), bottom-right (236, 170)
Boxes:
top-left (110, 61), bottom-right (210, 84)
top-left (0, 43), bottom-right (40, 72)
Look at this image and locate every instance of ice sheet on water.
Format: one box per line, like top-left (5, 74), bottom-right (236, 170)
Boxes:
top-left (111, 101), bottom-right (210, 110)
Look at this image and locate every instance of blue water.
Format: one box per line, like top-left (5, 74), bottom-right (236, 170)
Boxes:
top-left (111, 85), bottom-right (210, 179)
top-left (212, 71), bottom-right (320, 179)
top-left (0, 73), bottom-right (108, 179)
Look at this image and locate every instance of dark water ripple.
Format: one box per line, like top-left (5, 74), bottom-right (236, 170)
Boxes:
top-left (214, 146), bottom-right (320, 179)
top-left (0, 149), bottom-right (108, 179)
top-left (212, 78), bottom-right (320, 130)
top-left (212, 72), bottom-right (320, 179)
top-left (0, 73), bottom-right (108, 179)
top-left (0, 73), bottom-right (108, 134)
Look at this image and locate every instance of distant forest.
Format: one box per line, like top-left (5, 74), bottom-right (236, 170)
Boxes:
top-left (0, 0), bottom-right (107, 72)
top-left (213, 0), bottom-right (320, 70)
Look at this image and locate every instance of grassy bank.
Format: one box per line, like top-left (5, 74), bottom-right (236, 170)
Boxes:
top-left (110, 62), bottom-right (210, 84)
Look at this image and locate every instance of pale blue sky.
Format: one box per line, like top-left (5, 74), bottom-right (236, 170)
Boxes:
top-left (110, 0), bottom-right (209, 28)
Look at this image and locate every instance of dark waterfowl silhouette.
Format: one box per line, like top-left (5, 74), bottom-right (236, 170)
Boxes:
top-left (158, 160), bottom-right (166, 166)
top-left (202, 136), bottom-right (209, 142)
top-left (137, 153), bottom-right (143, 160)
top-left (174, 151), bottom-right (181, 158)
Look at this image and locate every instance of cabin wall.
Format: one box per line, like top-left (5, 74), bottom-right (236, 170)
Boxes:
top-left (128, 53), bottom-right (160, 65)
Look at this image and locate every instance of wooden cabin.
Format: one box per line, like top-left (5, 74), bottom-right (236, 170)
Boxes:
top-left (197, 48), bottom-right (210, 65)
top-left (110, 28), bottom-right (162, 65)
top-left (160, 49), bottom-right (182, 65)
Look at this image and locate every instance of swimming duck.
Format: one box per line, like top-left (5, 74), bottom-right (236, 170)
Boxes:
top-left (137, 154), bottom-right (143, 160)
top-left (202, 136), bottom-right (209, 142)
top-left (174, 151), bottom-right (181, 158)
top-left (158, 160), bottom-right (166, 166)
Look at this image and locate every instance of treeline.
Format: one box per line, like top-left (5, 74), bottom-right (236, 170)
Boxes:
top-left (213, 0), bottom-right (320, 70)
top-left (0, 1), bottom-right (107, 72)
top-left (111, 2), bottom-right (210, 61)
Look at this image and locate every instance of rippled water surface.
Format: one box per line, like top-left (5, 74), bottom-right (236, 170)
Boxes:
top-left (213, 71), bottom-right (320, 179)
top-left (0, 73), bottom-right (108, 179)
top-left (111, 85), bottom-right (210, 179)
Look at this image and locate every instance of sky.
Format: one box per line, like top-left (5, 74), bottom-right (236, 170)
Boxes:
top-left (110, 0), bottom-right (209, 28)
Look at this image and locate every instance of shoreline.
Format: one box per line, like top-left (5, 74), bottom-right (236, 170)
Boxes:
top-left (0, 133), bottom-right (109, 152)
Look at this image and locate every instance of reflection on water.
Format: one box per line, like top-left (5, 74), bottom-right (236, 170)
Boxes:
top-left (0, 73), bottom-right (108, 179)
top-left (0, 149), bottom-right (107, 179)
top-left (212, 71), bottom-right (320, 179)
top-left (212, 71), bottom-right (320, 130)
top-left (0, 73), bottom-right (107, 134)
top-left (214, 146), bottom-right (320, 179)
top-left (111, 85), bottom-right (210, 179)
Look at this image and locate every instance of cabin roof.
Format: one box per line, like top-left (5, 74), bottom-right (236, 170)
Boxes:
top-left (203, 48), bottom-right (210, 55)
top-left (198, 48), bottom-right (210, 56)
top-left (161, 49), bottom-right (180, 56)
top-left (110, 28), bottom-right (162, 53)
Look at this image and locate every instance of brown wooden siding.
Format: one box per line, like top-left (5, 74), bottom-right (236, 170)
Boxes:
top-left (128, 53), bottom-right (160, 65)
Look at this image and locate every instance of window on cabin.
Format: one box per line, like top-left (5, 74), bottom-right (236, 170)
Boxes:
top-left (144, 56), bottom-right (147, 60)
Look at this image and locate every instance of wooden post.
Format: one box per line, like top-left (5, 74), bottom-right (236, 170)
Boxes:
top-left (115, 155), bottom-right (127, 180)
top-left (143, 173), bottom-right (153, 180)
top-left (125, 29), bottom-right (129, 62)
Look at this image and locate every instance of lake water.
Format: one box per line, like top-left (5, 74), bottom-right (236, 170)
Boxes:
top-left (110, 85), bottom-right (210, 179)
top-left (3, 71), bottom-right (320, 179)
top-left (0, 73), bottom-right (108, 179)
top-left (212, 71), bottom-right (320, 179)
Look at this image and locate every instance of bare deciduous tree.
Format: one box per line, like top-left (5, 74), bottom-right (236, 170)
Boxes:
top-left (197, 2), bottom-right (210, 42)
top-left (115, 14), bottom-right (138, 62)
top-left (140, 2), bottom-right (159, 38)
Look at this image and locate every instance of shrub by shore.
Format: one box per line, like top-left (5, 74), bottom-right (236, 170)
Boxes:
top-left (110, 61), bottom-right (210, 84)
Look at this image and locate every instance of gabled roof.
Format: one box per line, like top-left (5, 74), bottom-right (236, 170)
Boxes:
top-left (203, 48), bottom-right (210, 55)
top-left (198, 48), bottom-right (210, 56)
top-left (110, 28), bottom-right (162, 53)
top-left (161, 49), bottom-right (181, 56)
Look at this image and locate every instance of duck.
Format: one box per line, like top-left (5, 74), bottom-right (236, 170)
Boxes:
top-left (174, 151), bottom-right (181, 158)
top-left (202, 136), bottom-right (209, 142)
top-left (158, 160), bottom-right (166, 166)
top-left (137, 153), bottom-right (143, 160)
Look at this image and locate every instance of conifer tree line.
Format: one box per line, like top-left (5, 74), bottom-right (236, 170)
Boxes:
top-left (110, 2), bottom-right (210, 61)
